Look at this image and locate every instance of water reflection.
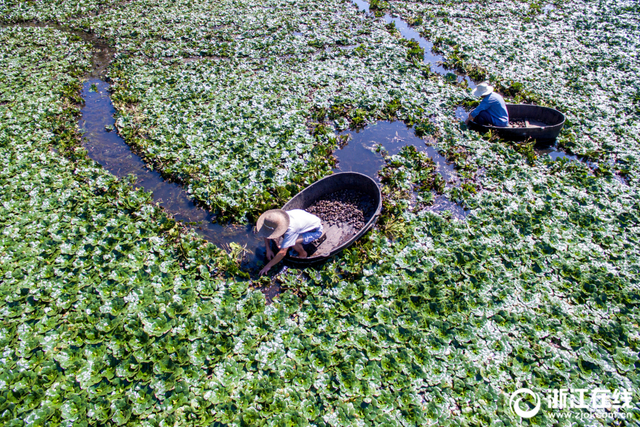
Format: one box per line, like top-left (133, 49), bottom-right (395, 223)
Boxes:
top-left (72, 0), bottom-right (476, 276)
top-left (455, 106), bottom-right (469, 121)
top-left (349, 0), bottom-right (476, 88)
top-left (333, 121), bottom-right (468, 219)
top-left (535, 145), bottom-right (580, 162)
top-left (80, 79), bottom-right (265, 270)
top-left (534, 144), bottom-right (629, 184)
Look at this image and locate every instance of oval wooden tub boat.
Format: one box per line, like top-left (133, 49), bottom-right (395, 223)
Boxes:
top-left (470, 104), bottom-right (565, 143)
top-left (279, 172), bottom-right (382, 265)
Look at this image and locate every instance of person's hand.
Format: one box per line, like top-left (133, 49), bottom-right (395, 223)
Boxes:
top-left (259, 265), bottom-right (270, 276)
top-left (464, 116), bottom-right (471, 125)
top-left (264, 237), bottom-right (275, 261)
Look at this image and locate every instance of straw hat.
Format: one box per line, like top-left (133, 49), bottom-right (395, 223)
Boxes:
top-left (255, 209), bottom-right (290, 239)
top-left (472, 82), bottom-right (494, 97)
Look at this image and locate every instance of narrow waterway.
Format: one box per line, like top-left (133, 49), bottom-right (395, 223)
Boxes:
top-left (80, 80), bottom-right (468, 276)
top-left (350, 0), bottom-right (611, 173)
top-left (71, 0), bottom-right (477, 276)
top-left (350, 0), bottom-right (476, 88)
top-left (80, 79), bottom-right (267, 271)
top-left (72, 1), bottom-right (625, 269)
top-left (66, 3), bottom-right (488, 276)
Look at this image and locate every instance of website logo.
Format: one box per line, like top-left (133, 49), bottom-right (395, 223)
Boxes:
top-left (509, 388), bottom-right (541, 418)
top-left (508, 387), bottom-right (633, 420)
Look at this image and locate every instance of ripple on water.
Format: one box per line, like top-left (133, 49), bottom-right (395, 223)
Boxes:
top-left (333, 121), bottom-right (469, 219)
top-left (76, 0), bottom-right (480, 278)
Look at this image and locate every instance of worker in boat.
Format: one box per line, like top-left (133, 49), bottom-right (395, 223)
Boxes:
top-left (465, 82), bottom-right (509, 127)
top-left (256, 209), bottom-right (323, 276)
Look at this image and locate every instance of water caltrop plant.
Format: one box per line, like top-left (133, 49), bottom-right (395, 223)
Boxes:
top-left (0, 0), bottom-right (639, 426)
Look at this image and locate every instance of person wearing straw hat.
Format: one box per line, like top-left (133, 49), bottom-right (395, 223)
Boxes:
top-left (465, 82), bottom-right (509, 127)
top-left (256, 209), bottom-right (323, 276)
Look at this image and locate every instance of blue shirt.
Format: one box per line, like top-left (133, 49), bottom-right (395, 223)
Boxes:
top-left (471, 92), bottom-right (509, 127)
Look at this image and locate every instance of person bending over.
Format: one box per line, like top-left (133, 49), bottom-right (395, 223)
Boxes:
top-left (256, 209), bottom-right (323, 276)
top-left (465, 82), bottom-right (509, 127)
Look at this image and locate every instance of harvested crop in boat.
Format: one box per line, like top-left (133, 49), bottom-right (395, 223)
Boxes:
top-left (306, 189), bottom-right (375, 231)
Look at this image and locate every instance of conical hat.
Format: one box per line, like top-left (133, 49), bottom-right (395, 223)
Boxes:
top-left (255, 209), bottom-right (290, 239)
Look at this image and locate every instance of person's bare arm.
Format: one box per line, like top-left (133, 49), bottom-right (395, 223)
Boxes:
top-left (259, 246), bottom-right (288, 276)
top-left (265, 238), bottom-right (277, 261)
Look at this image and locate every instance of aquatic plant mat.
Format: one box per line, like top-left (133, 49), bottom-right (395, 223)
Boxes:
top-left (0, 0), bottom-right (639, 425)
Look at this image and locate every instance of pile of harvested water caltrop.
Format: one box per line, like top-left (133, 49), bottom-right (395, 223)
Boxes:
top-left (0, 0), bottom-right (638, 425)
top-left (306, 189), bottom-right (373, 232)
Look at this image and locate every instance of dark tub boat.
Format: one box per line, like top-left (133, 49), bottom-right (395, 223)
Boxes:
top-left (470, 104), bottom-right (565, 142)
top-left (280, 172), bottom-right (382, 265)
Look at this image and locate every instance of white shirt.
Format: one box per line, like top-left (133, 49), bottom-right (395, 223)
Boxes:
top-left (280, 209), bottom-right (322, 249)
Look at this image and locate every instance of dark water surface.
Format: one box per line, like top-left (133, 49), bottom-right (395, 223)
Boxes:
top-left (71, 3), bottom-right (477, 276)
top-left (80, 79), bottom-right (266, 270)
top-left (334, 121), bottom-right (469, 219)
top-left (348, 0), bottom-right (601, 170)
top-left (350, 0), bottom-right (476, 88)
top-left (15, 6), bottom-right (599, 304)
top-left (334, 122), bottom-right (456, 181)
top-left (535, 145), bottom-right (580, 162)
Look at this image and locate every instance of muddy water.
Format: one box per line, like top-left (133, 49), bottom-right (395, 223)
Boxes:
top-left (333, 121), bottom-right (469, 219)
top-left (9, 22), bottom-right (114, 78)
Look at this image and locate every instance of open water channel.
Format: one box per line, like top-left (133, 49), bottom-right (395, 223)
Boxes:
top-left (74, 0), bottom-right (478, 277)
top-left (48, 0), bottom-right (585, 281)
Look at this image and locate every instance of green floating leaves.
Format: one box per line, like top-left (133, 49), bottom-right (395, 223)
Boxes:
top-left (1, 0), bottom-right (639, 426)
